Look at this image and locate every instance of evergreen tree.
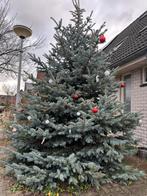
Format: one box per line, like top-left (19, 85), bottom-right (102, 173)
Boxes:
top-left (6, 0), bottom-right (143, 191)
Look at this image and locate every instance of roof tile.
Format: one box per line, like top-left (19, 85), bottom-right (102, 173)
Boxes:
top-left (104, 11), bottom-right (147, 67)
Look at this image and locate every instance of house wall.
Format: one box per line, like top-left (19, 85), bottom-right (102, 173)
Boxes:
top-left (37, 71), bottom-right (46, 80)
top-left (0, 95), bottom-right (16, 105)
top-left (119, 67), bottom-right (147, 147)
top-left (131, 68), bottom-right (147, 147)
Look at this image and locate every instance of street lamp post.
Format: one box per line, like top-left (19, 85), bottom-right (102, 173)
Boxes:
top-left (13, 25), bottom-right (32, 109)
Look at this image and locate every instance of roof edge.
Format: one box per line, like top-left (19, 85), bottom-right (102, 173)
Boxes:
top-left (111, 48), bottom-right (147, 68)
top-left (104, 10), bottom-right (147, 51)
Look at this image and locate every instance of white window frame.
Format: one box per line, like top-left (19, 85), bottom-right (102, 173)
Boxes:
top-left (142, 66), bottom-right (147, 84)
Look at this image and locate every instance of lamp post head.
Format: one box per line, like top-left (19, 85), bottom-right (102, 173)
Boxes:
top-left (13, 25), bottom-right (32, 39)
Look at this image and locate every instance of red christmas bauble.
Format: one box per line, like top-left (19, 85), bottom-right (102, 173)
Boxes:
top-left (120, 82), bottom-right (126, 88)
top-left (91, 106), bottom-right (99, 113)
top-left (72, 94), bottom-right (80, 101)
top-left (99, 34), bottom-right (106, 43)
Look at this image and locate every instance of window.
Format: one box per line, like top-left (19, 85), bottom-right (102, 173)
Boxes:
top-left (142, 66), bottom-right (147, 84)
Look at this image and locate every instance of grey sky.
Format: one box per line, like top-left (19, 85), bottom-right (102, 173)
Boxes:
top-left (8, 0), bottom-right (147, 53)
top-left (0, 0), bottom-right (147, 93)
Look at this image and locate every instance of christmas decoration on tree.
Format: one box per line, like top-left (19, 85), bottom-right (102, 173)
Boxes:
top-left (27, 116), bottom-right (32, 120)
top-left (72, 94), bottom-right (80, 101)
top-left (91, 106), bottom-right (99, 113)
top-left (99, 34), bottom-right (106, 43)
top-left (76, 112), bottom-right (81, 116)
top-left (6, 0), bottom-right (143, 192)
top-left (104, 70), bottom-right (110, 76)
top-left (41, 138), bottom-right (46, 144)
top-left (96, 75), bottom-right (99, 82)
top-left (120, 82), bottom-right (126, 88)
top-left (48, 79), bottom-right (53, 84)
top-left (45, 120), bottom-right (49, 124)
top-left (12, 127), bottom-right (17, 132)
top-left (69, 129), bottom-right (72, 134)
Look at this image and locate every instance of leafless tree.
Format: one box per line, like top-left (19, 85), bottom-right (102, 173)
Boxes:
top-left (1, 83), bottom-right (16, 106)
top-left (2, 83), bottom-right (16, 95)
top-left (0, 0), bottom-right (44, 76)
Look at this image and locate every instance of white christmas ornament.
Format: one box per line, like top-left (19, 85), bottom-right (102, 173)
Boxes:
top-left (96, 75), bottom-right (99, 82)
top-left (27, 116), bottom-right (32, 121)
top-left (23, 75), bottom-right (28, 82)
top-left (97, 97), bottom-right (100, 100)
top-left (45, 120), bottom-right (49, 124)
top-left (48, 79), bottom-right (53, 84)
top-left (41, 138), bottom-right (46, 144)
top-left (104, 70), bottom-right (110, 76)
top-left (77, 112), bottom-right (81, 116)
top-left (12, 127), bottom-right (17, 132)
top-left (69, 129), bottom-right (71, 134)
top-left (139, 119), bottom-right (142, 124)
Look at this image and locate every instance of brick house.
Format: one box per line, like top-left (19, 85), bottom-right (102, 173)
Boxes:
top-left (24, 82), bottom-right (34, 92)
top-left (36, 70), bottom-right (46, 80)
top-left (0, 95), bottom-right (16, 105)
top-left (104, 11), bottom-right (147, 147)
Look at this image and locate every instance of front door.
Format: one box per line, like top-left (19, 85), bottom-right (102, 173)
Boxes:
top-left (124, 74), bottom-right (131, 112)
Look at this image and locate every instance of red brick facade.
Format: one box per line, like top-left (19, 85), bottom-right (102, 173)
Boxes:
top-left (0, 95), bottom-right (16, 105)
top-left (37, 71), bottom-right (46, 80)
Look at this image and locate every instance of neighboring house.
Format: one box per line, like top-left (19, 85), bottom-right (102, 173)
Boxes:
top-left (24, 82), bottom-right (34, 92)
top-left (0, 95), bottom-right (16, 105)
top-left (37, 70), bottom-right (46, 80)
top-left (24, 71), bottom-right (46, 92)
top-left (0, 90), bottom-right (25, 106)
top-left (104, 11), bottom-right (147, 147)
top-left (0, 72), bottom-right (46, 106)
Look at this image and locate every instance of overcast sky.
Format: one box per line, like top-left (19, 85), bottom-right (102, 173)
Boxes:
top-left (0, 0), bottom-right (147, 94)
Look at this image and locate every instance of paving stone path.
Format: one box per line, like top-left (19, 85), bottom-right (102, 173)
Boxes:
top-left (0, 127), bottom-right (7, 196)
top-left (0, 180), bottom-right (5, 196)
top-left (0, 126), bottom-right (6, 192)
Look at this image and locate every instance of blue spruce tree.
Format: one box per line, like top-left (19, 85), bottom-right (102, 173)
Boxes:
top-left (6, 0), bottom-right (143, 191)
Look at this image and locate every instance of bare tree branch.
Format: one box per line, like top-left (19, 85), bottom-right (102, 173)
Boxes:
top-left (0, 0), bottom-right (45, 77)
top-left (2, 83), bottom-right (16, 95)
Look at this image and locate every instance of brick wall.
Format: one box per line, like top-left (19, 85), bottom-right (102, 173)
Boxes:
top-left (119, 68), bottom-right (147, 147)
top-left (0, 95), bottom-right (16, 105)
top-left (37, 71), bottom-right (46, 80)
top-left (131, 68), bottom-right (147, 147)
